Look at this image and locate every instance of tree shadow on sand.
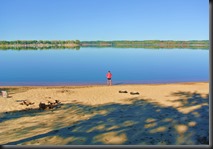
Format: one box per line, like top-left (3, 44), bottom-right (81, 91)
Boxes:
top-left (2, 91), bottom-right (209, 145)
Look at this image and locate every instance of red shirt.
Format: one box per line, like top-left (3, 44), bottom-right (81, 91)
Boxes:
top-left (106, 72), bottom-right (112, 78)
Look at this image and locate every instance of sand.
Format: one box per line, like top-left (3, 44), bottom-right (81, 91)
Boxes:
top-left (0, 82), bottom-right (209, 145)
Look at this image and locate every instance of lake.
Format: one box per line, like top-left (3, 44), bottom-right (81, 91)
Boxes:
top-left (0, 47), bottom-right (209, 86)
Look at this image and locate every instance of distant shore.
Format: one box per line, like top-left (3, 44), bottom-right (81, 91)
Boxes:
top-left (0, 40), bottom-right (209, 49)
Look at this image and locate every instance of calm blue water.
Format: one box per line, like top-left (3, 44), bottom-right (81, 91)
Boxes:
top-left (0, 48), bottom-right (209, 86)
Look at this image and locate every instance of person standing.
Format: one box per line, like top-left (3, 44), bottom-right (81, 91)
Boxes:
top-left (106, 71), bottom-right (112, 86)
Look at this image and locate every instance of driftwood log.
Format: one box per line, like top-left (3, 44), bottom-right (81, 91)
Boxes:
top-left (130, 91), bottom-right (140, 95)
top-left (39, 100), bottom-right (61, 110)
top-left (119, 90), bottom-right (128, 93)
top-left (20, 100), bottom-right (35, 106)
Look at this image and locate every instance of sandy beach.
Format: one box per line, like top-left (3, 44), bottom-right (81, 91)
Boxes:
top-left (0, 82), bottom-right (209, 145)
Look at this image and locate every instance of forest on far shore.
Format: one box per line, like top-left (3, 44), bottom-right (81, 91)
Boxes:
top-left (0, 40), bottom-right (209, 49)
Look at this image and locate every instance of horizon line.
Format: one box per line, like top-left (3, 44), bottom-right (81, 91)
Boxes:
top-left (0, 39), bottom-right (209, 41)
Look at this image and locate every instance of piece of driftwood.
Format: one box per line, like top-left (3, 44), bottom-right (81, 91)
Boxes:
top-left (39, 102), bottom-right (48, 110)
top-left (119, 90), bottom-right (128, 93)
top-left (130, 91), bottom-right (140, 95)
top-left (39, 100), bottom-right (61, 110)
top-left (20, 100), bottom-right (35, 106)
top-left (48, 100), bottom-right (61, 105)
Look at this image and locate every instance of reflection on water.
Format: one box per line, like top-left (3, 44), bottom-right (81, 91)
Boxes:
top-left (0, 48), bottom-right (209, 86)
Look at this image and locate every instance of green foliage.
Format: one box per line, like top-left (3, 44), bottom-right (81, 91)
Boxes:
top-left (80, 40), bottom-right (209, 49)
top-left (0, 40), bottom-right (209, 50)
top-left (0, 40), bottom-right (81, 50)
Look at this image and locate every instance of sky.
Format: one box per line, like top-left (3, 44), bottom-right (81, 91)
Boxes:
top-left (0, 0), bottom-right (209, 41)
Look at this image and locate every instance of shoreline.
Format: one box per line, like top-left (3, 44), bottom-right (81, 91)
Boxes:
top-left (0, 81), bottom-right (209, 88)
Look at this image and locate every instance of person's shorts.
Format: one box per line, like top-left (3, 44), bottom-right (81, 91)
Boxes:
top-left (107, 78), bottom-right (111, 80)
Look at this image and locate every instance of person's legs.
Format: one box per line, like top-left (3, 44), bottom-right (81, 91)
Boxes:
top-left (107, 78), bottom-right (111, 86)
top-left (109, 78), bottom-right (112, 86)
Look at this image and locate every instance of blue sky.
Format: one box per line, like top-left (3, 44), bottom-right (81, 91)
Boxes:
top-left (0, 0), bottom-right (209, 41)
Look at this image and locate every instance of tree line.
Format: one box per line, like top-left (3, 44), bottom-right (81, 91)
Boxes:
top-left (0, 40), bottom-right (209, 49)
top-left (0, 40), bottom-right (80, 49)
top-left (80, 40), bottom-right (209, 49)
top-left (0, 40), bottom-right (80, 45)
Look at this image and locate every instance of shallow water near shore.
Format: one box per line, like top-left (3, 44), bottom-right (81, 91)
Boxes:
top-left (0, 47), bottom-right (209, 86)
